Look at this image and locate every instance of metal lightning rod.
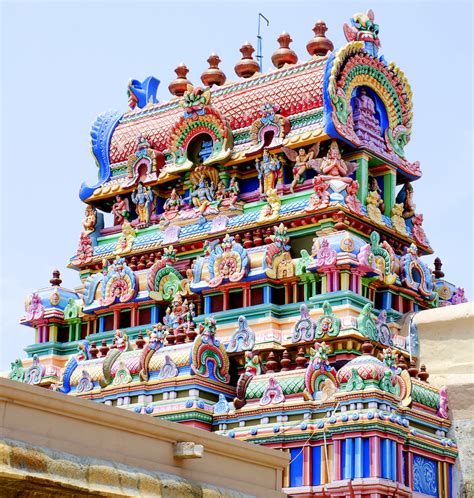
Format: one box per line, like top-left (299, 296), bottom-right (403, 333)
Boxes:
top-left (257, 13), bottom-right (270, 73)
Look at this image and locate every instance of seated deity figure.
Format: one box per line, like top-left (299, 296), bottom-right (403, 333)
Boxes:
top-left (396, 181), bottom-right (416, 224)
top-left (191, 177), bottom-right (216, 214)
top-left (82, 205), bottom-right (97, 235)
top-left (163, 188), bottom-right (183, 214)
top-left (368, 176), bottom-right (385, 214)
top-left (112, 195), bottom-right (130, 225)
top-left (255, 148), bottom-right (282, 197)
top-left (131, 182), bottom-right (155, 225)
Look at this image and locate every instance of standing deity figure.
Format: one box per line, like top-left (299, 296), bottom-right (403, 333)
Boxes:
top-left (320, 141), bottom-right (357, 177)
top-left (131, 182), bottom-right (155, 225)
top-left (82, 205), bottom-right (97, 235)
top-left (368, 176), bottom-right (385, 214)
top-left (281, 144), bottom-right (321, 192)
top-left (255, 148), bottom-right (282, 197)
top-left (112, 195), bottom-right (130, 225)
top-left (215, 180), bottom-right (227, 201)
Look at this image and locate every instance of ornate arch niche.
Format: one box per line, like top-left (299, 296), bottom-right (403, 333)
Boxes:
top-left (167, 85), bottom-right (233, 173)
top-left (324, 42), bottom-right (413, 160)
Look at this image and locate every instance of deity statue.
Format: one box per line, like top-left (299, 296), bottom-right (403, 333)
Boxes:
top-left (258, 188), bottom-right (281, 223)
top-left (255, 148), bottom-right (282, 197)
top-left (131, 182), bottom-right (155, 225)
top-left (320, 140), bottom-right (357, 177)
top-left (366, 190), bottom-right (383, 224)
top-left (112, 195), bottom-right (130, 225)
top-left (228, 177), bottom-right (240, 209)
top-left (215, 180), bottom-right (227, 201)
top-left (190, 176), bottom-right (218, 214)
top-left (305, 176), bottom-right (330, 212)
top-left (161, 188), bottom-right (184, 223)
top-left (391, 203), bottom-right (407, 235)
top-left (396, 181), bottom-right (416, 224)
top-left (82, 205), bottom-right (97, 235)
top-left (114, 220), bottom-right (136, 255)
top-left (345, 179), bottom-right (363, 215)
top-left (281, 144), bottom-right (321, 192)
top-left (368, 176), bottom-right (385, 213)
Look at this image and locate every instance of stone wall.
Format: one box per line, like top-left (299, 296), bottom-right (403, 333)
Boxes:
top-left (415, 302), bottom-right (474, 498)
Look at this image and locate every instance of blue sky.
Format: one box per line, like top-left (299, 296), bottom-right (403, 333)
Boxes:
top-left (1, 1), bottom-right (472, 370)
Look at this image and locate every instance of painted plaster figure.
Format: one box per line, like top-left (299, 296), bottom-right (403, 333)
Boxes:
top-left (255, 148), bottom-right (282, 197)
top-left (112, 195), bottom-right (130, 225)
top-left (131, 182), bottom-right (155, 225)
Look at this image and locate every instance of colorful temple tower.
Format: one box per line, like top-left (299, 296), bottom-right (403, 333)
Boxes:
top-left (10, 9), bottom-right (466, 497)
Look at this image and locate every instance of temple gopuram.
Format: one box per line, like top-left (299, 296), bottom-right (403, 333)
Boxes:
top-left (9, 9), bottom-right (467, 498)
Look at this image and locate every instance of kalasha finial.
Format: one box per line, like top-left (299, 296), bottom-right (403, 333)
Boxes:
top-left (168, 63), bottom-right (191, 97)
top-left (201, 53), bottom-right (226, 87)
top-left (50, 270), bottom-right (62, 287)
top-left (234, 42), bottom-right (260, 78)
top-left (433, 257), bottom-right (445, 279)
top-left (271, 32), bottom-right (298, 69)
top-left (306, 20), bottom-right (334, 57)
top-left (418, 364), bottom-right (430, 383)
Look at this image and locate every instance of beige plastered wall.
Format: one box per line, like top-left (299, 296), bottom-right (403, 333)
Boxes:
top-left (414, 302), bottom-right (474, 498)
top-left (0, 378), bottom-right (288, 497)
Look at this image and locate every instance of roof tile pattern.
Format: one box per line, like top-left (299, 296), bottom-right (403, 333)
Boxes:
top-left (109, 58), bottom-right (328, 165)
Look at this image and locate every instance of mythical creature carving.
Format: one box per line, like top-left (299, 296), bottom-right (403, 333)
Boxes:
top-left (343, 9), bottom-right (380, 56)
top-left (127, 76), bottom-right (159, 109)
top-left (400, 244), bottom-right (437, 301)
top-left (412, 213), bottom-right (428, 246)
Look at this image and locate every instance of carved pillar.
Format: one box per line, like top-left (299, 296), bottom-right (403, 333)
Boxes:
top-left (355, 154), bottom-right (369, 204)
top-left (383, 170), bottom-right (396, 216)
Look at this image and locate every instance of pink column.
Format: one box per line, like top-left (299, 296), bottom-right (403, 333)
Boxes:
top-left (371, 436), bottom-right (381, 477)
top-left (332, 271), bottom-right (339, 291)
top-left (333, 440), bottom-right (341, 480)
top-left (326, 273), bottom-right (332, 293)
top-left (303, 446), bottom-right (311, 485)
top-left (113, 309), bottom-right (119, 330)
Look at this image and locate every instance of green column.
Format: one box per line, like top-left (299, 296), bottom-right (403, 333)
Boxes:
top-left (383, 171), bottom-right (396, 216)
top-left (356, 156), bottom-right (369, 204)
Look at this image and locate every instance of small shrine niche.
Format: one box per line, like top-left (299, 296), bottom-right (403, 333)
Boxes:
top-left (187, 133), bottom-right (214, 165)
top-left (350, 86), bottom-right (387, 152)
